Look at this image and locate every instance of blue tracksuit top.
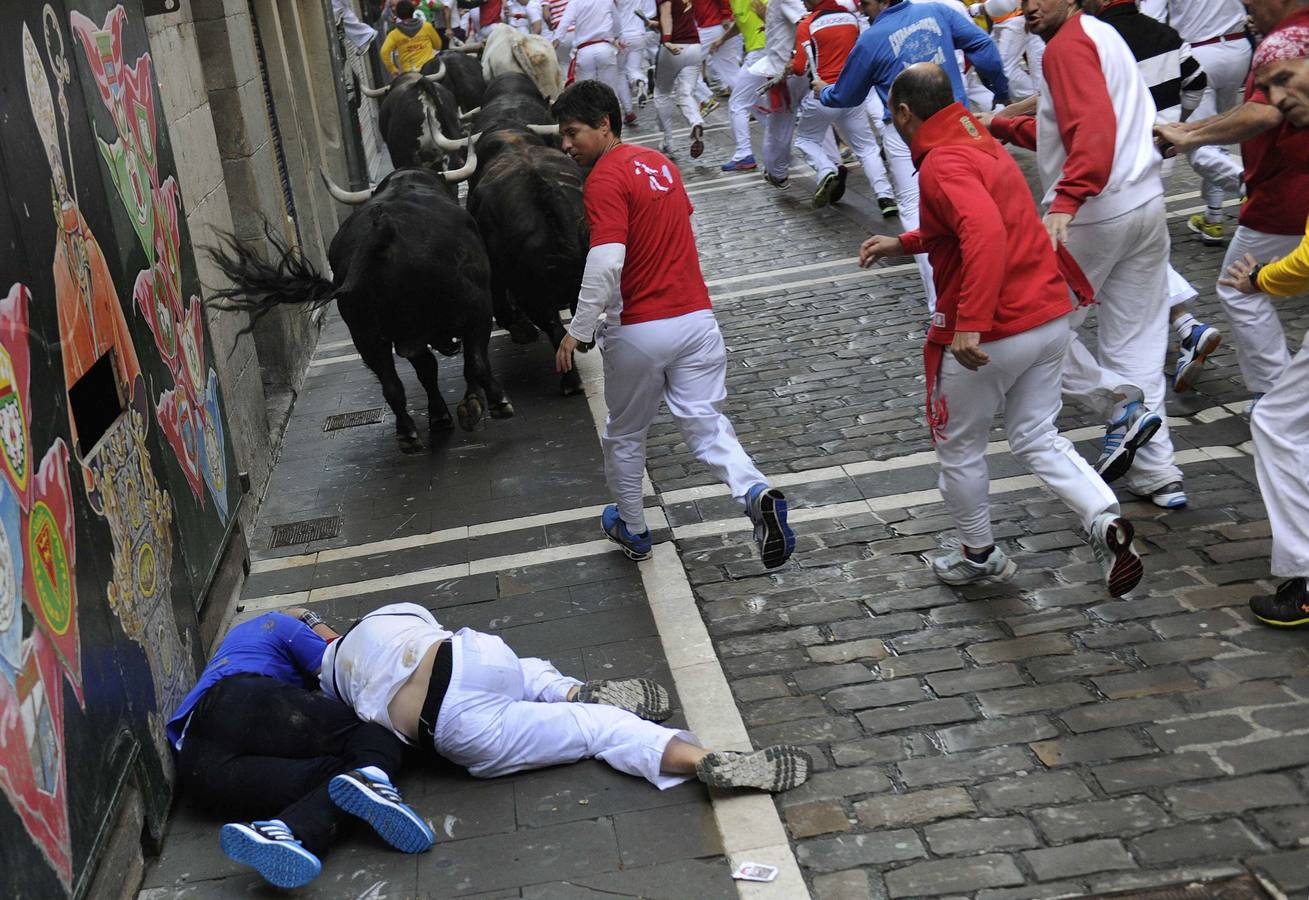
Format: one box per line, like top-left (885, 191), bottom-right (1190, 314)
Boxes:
top-left (819, 1), bottom-right (1009, 118)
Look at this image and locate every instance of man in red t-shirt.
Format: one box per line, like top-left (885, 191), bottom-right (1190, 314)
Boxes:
top-left (862, 63), bottom-right (1143, 596)
top-left (652, 0), bottom-right (707, 157)
top-left (694, 0), bottom-right (742, 94)
top-left (551, 79), bottom-right (796, 569)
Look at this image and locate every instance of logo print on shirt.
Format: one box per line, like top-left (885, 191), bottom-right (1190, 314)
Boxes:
top-left (889, 17), bottom-right (946, 68)
top-left (633, 158), bottom-right (673, 193)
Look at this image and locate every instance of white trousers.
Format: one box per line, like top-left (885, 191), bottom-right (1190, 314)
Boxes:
top-left (434, 629), bottom-right (695, 789)
top-left (1061, 195), bottom-right (1182, 494)
top-left (936, 316), bottom-right (1119, 547)
top-left (883, 127), bottom-right (937, 311)
top-left (1189, 39), bottom-right (1253, 209)
top-left (1216, 226), bottom-right (1299, 394)
top-left (994, 18), bottom-right (1039, 102)
top-left (1167, 264), bottom-right (1197, 308)
top-left (794, 95), bottom-right (893, 197)
top-left (697, 23), bottom-right (741, 92)
top-left (728, 49), bottom-right (765, 161)
top-left (576, 42), bottom-right (631, 113)
top-left (600, 309), bottom-right (766, 533)
top-left (1252, 331), bottom-right (1309, 578)
top-left (653, 43), bottom-right (704, 148)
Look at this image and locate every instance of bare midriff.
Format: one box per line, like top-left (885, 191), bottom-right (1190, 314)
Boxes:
top-left (387, 639), bottom-right (444, 742)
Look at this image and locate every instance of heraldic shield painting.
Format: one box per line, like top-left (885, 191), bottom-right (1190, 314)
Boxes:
top-left (0, 2), bottom-right (241, 896)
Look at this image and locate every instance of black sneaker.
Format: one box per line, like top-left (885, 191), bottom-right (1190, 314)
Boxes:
top-left (830, 165), bottom-right (849, 203)
top-left (576, 678), bottom-right (672, 721)
top-left (813, 171), bottom-right (839, 208)
top-left (878, 196), bottom-right (899, 218)
top-left (695, 746), bottom-right (812, 792)
top-left (1250, 578), bottom-right (1309, 628)
top-left (763, 171), bottom-right (789, 190)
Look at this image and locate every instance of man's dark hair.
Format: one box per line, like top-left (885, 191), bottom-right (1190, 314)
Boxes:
top-left (396, 1), bottom-right (415, 19)
top-left (889, 63), bottom-right (956, 122)
top-left (552, 79), bottom-right (622, 137)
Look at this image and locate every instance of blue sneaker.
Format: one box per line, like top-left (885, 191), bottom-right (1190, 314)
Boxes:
top-left (746, 484), bottom-right (795, 569)
top-left (1173, 322), bottom-right (1222, 393)
top-left (721, 155), bottom-right (757, 172)
top-left (1095, 388), bottom-right (1162, 484)
top-left (328, 766), bottom-right (435, 853)
top-left (220, 820), bottom-right (321, 888)
top-left (601, 504), bottom-right (653, 561)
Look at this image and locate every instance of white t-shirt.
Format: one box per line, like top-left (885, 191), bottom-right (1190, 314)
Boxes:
top-left (320, 602), bottom-right (451, 744)
top-left (508, 0), bottom-right (545, 32)
top-left (557, 0), bottom-right (622, 45)
top-left (1139, 0), bottom-right (1246, 44)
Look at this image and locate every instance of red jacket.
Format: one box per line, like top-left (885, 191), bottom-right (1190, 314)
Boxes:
top-left (791, 0), bottom-right (859, 82)
top-left (900, 103), bottom-right (1087, 346)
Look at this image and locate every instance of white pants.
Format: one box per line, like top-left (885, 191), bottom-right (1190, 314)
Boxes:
top-left (1252, 331), bottom-right (1309, 578)
top-left (727, 49), bottom-right (766, 161)
top-left (697, 23), bottom-right (741, 92)
top-left (555, 30), bottom-right (574, 67)
top-left (621, 30), bottom-right (654, 97)
top-left (1216, 226), bottom-right (1299, 394)
top-left (1167, 264), bottom-right (1197, 308)
top-left (936, 316), bottom-right (1119, 547)
top-left (883, 127), bottom-right (937, 311)
top-left (600, 309), bottom-right (766, 533)
top-left (434, 629), bottom-right (695, 789)
top-left (653, 43), bottom-right (704, 148)
top-left (992, 18), bottom-right (1044, 102)
top-left (575, 42), bottom-right (630, 112)
top-left (1189, 39), bottom-right (1253, 209)
top-left (794, 95), bottom-right (893, 197)
top-left (1061, 195), bottom-right (1182, 494)
top-left (729, 60), bottom-right (803, 176)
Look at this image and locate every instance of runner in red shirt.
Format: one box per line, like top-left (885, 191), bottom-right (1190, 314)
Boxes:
top-left (652, 0), bottom-right (707, 157)
top-left (861, 63), bottom-right (1143, 597)
top-left (551, 79), bottom-right (796, 569)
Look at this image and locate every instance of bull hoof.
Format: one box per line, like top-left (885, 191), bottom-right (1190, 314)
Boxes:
top-left (490, 400), bottom-right (515, 419)
top-left (508, 322), bottom-right (540, 344)
top-left (560, 371), bottom-right (584, 397)
top-left (457, 395), bottom-right (484, 431)
top-left (431, 413), bottom-right (455, 430)
top-left (398, 433), bottom-right (426, 454)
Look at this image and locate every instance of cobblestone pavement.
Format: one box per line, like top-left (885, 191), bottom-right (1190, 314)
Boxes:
top-left (631, 106), bottom-right (1309, 898)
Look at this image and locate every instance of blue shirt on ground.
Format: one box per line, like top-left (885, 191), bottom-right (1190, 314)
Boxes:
top-left (819, 0), bottom-right (1009, 117)
top-left (166, 613), bottom-right (328, 749)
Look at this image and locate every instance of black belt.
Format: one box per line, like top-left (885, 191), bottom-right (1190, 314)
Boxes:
top-left (417, 640), bottom-right (453, 754)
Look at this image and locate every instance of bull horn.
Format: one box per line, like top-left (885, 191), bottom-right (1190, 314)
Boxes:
top-left (442, 145), bottom-right (478, 183)
top-left (424, 58), bottom-right (447, 81)
top-left (526, 123), bottom-right (560, 136)
top-left (319, 167), bottom-right (374, 205)
top-left (361, 83), bottom-right (391, 98)
top-left (433, 130), bottom-right (469, 152)
top-left (459, 106), bottom-right (482, 121)
top-left (454, 41), bottom-right (483, 53)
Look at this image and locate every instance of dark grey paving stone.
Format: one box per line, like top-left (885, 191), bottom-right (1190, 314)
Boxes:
top-left (310, 540), bottom-right (470, 589)
top-left (498, 607), bottom-right (658, 658)
top-left (613, 801), bottom-right (724, 867)
top-left (512, 759), bottom-right (707, 829)
top-left (519, 857), bottom-right (736, 899)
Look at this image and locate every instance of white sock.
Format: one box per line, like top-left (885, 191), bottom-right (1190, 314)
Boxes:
top-left (1173, 311), bottom-right (1197, 340)
top-left (1204, 205), bottom-right (1224, 225)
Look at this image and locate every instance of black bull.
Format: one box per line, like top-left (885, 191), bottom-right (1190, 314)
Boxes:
top-left (208, 168), bottom-right (513, 453)
top-left (377, 71), bottom-right (464, 172)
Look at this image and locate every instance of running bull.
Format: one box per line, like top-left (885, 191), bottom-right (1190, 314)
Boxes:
top-left (363, 62), bottom-right (464, 172)
top-left (208, 165), bottom-right (513, 453)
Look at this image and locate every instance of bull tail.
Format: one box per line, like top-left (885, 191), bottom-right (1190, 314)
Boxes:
top-left (206, 222), bottom-right (336, 332)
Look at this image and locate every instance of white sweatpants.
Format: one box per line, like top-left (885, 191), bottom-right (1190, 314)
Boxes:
top-left (1251, 331), bottom-right (1309, 578)
top-left (1060, 195), bottom-right (1182, 494)
top-left (600, 309), bottom-right (767, 533)
top-left (576, 42), bottom-right (630, 113)
top-left (883, 127), bottom-right (937, 311)
top-left (728, 49), bottom-right (765, 162)
top-left (697, 23), bottom-right (741, 92)
top-left (433, 629), bottom-right (695, 789)
top-left (794, 95), bottom-right (893, 197)
top-left (1189, 39), bottom-right (1253, 210)
top-left (728, 55), bottom-right (803, 175)
top-left (1216, 226), bottom-right (1300, 394)
top-left (653, 43), bottom-right (704, 149)
top-left (935, 316), bottom-right (1119, 548)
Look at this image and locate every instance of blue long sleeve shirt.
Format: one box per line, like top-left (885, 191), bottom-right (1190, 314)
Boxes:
top-left (819, 1), bottom-right (1009, 117)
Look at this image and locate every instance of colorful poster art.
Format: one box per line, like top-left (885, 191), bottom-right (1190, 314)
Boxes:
top-left (0, 284), bottom-right (85, 895)
top-left (70, 4), bottom-right (230, 522)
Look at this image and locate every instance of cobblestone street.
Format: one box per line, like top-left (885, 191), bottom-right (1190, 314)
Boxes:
top-left (144, 101), bottom-right (1308, 900)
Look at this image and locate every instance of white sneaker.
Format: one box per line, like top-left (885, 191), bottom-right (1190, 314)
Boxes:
top-left (1089, 512), bottom-right (1144, 597)
top-left (930, 546), bottom-right (1017, 585)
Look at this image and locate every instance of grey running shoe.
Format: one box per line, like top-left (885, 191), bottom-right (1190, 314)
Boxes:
top-left (1089, 512), bottom-right (1143, 597)
top-left (813, 171), bottom-right (839, 208)
top-left (576, 678), bottom-right (672, 722)
top-left (930, 546), bottom-right (1017, 586)
top-left (695, 745), bottom-right (812, 792)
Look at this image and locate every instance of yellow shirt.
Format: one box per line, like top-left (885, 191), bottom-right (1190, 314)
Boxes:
top-left (1256, 213), bottom-right (1309, 297)
top-left (380, 21), bottom-right (443, 76)
top-left (728, 0), bottom-right (766, 54)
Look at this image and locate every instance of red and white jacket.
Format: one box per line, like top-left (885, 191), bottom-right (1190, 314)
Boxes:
top-left (790, 0), bottom-right (858, 83)
top-left (990, 12), bottom-right (1162, 225)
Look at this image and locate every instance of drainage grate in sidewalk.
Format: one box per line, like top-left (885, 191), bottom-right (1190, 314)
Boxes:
top-left (323, 408), bottom-right (385, 432)
top-left (1091, 876), bottom-right (1268, 900)
top-left (268, 515), bottom-right (343, 549)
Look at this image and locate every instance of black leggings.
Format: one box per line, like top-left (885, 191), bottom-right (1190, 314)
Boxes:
top-left (176, 675), bottom-right (404, 855)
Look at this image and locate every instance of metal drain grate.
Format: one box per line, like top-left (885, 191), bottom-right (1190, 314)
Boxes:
top-left (323, 408), bottom-right (386, 432)
top-left (268, 515), bottom-right (343, 549)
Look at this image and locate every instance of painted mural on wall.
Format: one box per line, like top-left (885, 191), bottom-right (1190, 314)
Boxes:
top-left (0, 284), bottom-right (84, 894)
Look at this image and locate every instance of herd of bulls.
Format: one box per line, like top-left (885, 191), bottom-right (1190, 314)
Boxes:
top-left (210, 28), bottom-right (589, 453)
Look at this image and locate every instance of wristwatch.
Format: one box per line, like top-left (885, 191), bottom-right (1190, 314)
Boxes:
top-left (1247, 263), bottom-right (1264, 291)
top-left (299, 610), bottom-right (325, 629)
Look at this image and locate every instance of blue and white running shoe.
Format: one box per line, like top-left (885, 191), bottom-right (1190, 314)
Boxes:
top-left (220, 819), bottom-right (321, 888)
top-left (1174, 322), bottom-right (1222, 393)
top-left (746, 484), bottom-right (795, 569)
top-left (601, 504), bottom-right (653, 561)
top-left (329, 766), bottom-right (434, 853)
top-left (1095, 389), bottom-right (1162, 484)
